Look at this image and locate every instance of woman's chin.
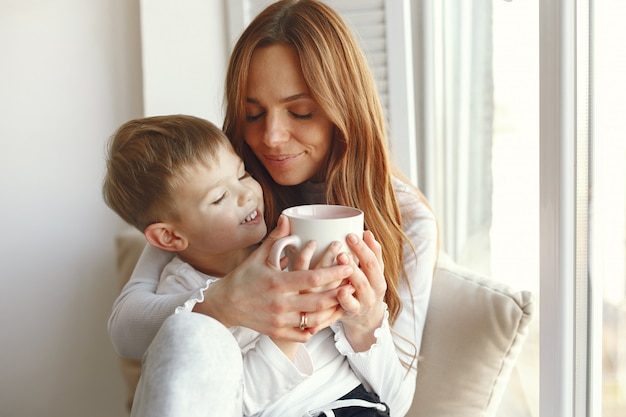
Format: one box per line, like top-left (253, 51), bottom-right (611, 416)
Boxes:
top-left (269, 170), bottom-right (320, 187)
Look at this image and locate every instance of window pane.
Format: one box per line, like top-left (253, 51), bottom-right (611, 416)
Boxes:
top-left (430, 1), bottom-right (541, 415)
top-left (593, 1), bottom-right (626, 415)
top-left (491, 1), bottom-right (539, 294)
top-left (491, 1), bottom-right (539, 416)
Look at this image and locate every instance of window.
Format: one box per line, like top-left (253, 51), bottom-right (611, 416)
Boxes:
top-left (592, 1), bottom-right (626, 415)
top-left (417, 0), bottom-right (540, 415)
top-left (420, 0), bottom-right (626, 416)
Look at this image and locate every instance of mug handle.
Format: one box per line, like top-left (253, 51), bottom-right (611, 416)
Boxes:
top-left (268, 235), bottom-right (301, 269)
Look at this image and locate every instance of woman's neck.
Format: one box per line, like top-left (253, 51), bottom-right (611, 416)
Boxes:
top-left (295, 181), bottom-right (327, 204)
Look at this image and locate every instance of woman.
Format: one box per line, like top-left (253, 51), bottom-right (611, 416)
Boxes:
top-left (109, 1), bottom-right (437, 416)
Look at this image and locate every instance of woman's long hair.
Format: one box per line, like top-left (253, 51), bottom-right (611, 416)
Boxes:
top-left (223, 0), bottom-right (421, 326)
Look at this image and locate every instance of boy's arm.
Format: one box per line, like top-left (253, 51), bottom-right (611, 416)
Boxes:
top-left (108, 243), bottom-right (180, 358)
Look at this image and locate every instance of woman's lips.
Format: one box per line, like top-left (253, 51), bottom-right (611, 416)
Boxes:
top-left (262, 153), bottom-right (302, 168)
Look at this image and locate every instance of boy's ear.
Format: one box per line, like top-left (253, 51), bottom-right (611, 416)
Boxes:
top-left (144, 223), bottom-right (188, 252)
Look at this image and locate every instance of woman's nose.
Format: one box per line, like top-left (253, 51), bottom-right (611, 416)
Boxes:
top-left (263, 111), bottom-right (289, 147)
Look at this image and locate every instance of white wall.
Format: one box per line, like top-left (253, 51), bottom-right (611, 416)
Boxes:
top-left (140, 0), bottom-right (229, 122)
top-left (0, 0), bottom-right (224, 415)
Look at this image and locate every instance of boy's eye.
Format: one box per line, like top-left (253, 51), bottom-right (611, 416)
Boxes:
top-left (212, 192), bottom-right (227, 205)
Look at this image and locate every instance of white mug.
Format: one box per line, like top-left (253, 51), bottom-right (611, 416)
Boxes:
top-left (269, 204), bottom-right (364, 270)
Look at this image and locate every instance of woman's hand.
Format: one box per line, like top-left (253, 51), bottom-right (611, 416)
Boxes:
top-left (286, 239), bottom-right (354, 334)
top-left (293, 240), bottom-right (350, 291)
top-left (193, 215), bottom-right (354, 342)
top-left (335, 231), bottom-right (387, 352)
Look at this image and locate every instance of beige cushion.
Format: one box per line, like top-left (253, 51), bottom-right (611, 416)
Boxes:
top-left (114, 227), bottom-right (146, 412)
top-left (406, 257), bottom-right (534, 417)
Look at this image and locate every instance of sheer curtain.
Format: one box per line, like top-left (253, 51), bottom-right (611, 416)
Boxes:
top-left (416, 0), bottom-right (494, 272)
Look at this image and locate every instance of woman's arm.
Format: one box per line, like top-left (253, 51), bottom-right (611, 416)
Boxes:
top-left (332, 188), bottom-right (438, 415)
top-left (192, 215), bottom-right (354, 341)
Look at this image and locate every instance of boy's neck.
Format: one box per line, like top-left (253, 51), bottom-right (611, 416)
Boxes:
top-left (179, 245), bottom-right (257, 278)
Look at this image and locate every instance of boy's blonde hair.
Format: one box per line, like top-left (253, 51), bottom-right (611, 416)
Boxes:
top-left (103, 115), bottom-right (231, 232)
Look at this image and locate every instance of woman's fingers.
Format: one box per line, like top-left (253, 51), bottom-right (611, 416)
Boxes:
top-left (336, 285), bottom-right (360, 312)
top-left (313, 241), bottom-right (342, 269)
top-left (296, 294), bottom-right (349, 333)
top-left (258, 215), bottom-right (291, 267)
top-left (271, 302), bottom-right (344, 341)
top-left (266, 292), bottom-right (346, 340)
top-left (343, 232), bottom-right (386, 294)
top-left (335, 233), bottom-right (386, 328)
top-left (304, 305), bottom-right (345, 333)
top-left (363, 230), bottom-right (384, 271)
top-left (335, 252), bottom-right (370, 314)
top-left (292, 240), bottom-right (342, 272)
top-left (291, 240), bottom-right (317, 270)
top-left (284, 264), bottom-right (353, 294)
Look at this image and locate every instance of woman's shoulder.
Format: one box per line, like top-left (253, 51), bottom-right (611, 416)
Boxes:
top-left (392, 177), bottom-right (438, 240)
top-left (392, 177), bottom-right (435, 219)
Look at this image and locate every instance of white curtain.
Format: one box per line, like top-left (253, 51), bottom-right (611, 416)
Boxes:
top-left (417, 0), bottom-right (494, 268)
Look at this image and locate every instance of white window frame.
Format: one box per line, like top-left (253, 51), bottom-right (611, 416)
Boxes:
top-left (539, 0), bottom-right (591, 416)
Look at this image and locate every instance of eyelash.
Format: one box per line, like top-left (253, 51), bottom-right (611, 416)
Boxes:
top-left (212, 173), bottom-right (249, 205)
top-left (245, 111), bottom-right (313, 122)
top-left (246, 114), bottom-right (262, 122)
top-left (292, 112), bottom-right (313, 120)
top-left (213, 193), bottom-right (227, 205)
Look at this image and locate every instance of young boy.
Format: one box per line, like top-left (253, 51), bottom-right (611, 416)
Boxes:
top-left (103, 115), bottom-right (389, 416)
top-left (102, 115), bottom-right (266, 279)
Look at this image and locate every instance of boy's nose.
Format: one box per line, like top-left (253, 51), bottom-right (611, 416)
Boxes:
top-left (238, 185), bottom-right (254, 206)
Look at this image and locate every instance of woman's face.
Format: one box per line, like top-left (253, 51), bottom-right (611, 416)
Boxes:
top-left (244, 44), bottom-right (334, 186)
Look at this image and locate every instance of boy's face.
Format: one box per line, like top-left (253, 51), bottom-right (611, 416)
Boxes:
top-left (171, 145), bottom-right (266, 257)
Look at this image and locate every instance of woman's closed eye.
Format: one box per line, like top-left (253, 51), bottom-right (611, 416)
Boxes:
top-left (291, 111), bottom-right (312, 120)
top-left (245, 110), bottom-right (313, 122)
top-left (246, 112), bottom-right (263, 122)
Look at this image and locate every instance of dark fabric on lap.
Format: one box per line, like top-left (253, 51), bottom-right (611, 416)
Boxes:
top-left (324, 384), bottom-right (390, 417)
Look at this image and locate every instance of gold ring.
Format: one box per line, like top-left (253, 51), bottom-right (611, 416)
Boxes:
top-left (299, 312), bottom-right (308, 330)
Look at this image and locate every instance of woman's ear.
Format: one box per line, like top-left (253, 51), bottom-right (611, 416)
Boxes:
top-left (144, 223), bottom-right (188, 252)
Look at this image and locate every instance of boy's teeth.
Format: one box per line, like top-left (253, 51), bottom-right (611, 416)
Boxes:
top-left (243, 210), bottom-right (257, 223)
